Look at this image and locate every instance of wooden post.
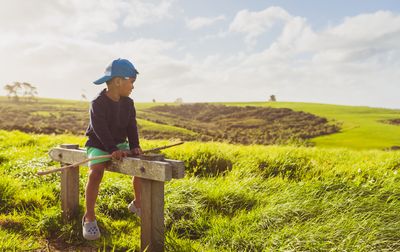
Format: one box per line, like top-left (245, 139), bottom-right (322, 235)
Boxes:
top-left (141, 179), bottom-right (165, 252)
top-left (141, 178), bottom-right (152, 251)
top-left (151, 180), bottom-right (165, 251)
top-left (60, 144), bottom-right (80, 222)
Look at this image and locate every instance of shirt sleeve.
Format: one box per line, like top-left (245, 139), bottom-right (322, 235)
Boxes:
top-left (90, 100), bottom-right (119, 153)
top-left (127, 102), bottom-right (140, 150)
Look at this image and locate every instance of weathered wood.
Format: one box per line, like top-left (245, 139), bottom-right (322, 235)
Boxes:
top-left (139, 153), bottom-right (165, 161)
top-left (107, 159), bottom-right (172, 182)
top-left (150, 181), bottom-right (165, 252)
top-left (49, 148), bottom-right (87, 164)
top-left (49, 147), bottom-right (183, 180)
top-left (164, 159), bottom-right (185, 179)
top-left (60, 144), bottom-right (79, 222)
top-left (141, 179), bottom-right (152, 252)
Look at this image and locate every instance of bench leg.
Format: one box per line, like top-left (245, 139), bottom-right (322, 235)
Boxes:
top-left (61, 165), bottom-right (79, 222)
top-left (141, 179), bottom-right (165, 252)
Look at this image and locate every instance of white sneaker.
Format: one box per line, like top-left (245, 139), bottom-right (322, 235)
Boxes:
top-left (82, 216), bottom-right (101, 240)
top-left (128, 200), bottom-right (141, 217)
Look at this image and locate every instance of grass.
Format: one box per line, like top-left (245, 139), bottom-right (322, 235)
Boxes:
top-left (1, 130), bottom-right (399, 251)
top-left (2, 96), bottom-right (400, 150)
top-left (0, 97), bottom-right (196, 140)
top-left (137, 118), bottom-right (198, 137)
top-left (224, 101), bottom-right (400, 150)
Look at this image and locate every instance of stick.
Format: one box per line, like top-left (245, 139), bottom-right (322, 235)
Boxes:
top-left (37, 155), bottom-right (111, 175)
top-left (142, 141), bottom-right (184, 153)
top-left (37, 142), bottom-right (184, 176)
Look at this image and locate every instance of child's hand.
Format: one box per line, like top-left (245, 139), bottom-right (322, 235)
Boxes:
top-left (111, 150), bottom-right (128, 160)
top-left (131, 147), bottom-right (142, 156)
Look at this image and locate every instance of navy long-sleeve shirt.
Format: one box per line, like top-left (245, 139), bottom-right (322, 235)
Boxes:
top-left (85, 89), bottom-right (140, 153)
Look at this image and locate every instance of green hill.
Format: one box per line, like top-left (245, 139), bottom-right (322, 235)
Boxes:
top-left (1, 96), bottom-right (400, 150)
top-left (224, 102), bottom-right (400, 150)
top-left (142, 103), bottom-right (339, 145)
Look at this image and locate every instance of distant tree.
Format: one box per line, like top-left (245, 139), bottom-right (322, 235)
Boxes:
top-left (4, 84), bottom-right (17, 100)
top-left (3, 82), bottom-right (38, 102)
top-left (269, 95), bottom-right (276, 102)
top-left (21, 82), bottom-right (38, 102)
top-left (4, 82), bottom-right (21, 102)
top-left (152, 98), bottom-right (156, 103)
top-left (174, 97), bottom-right (183, 104)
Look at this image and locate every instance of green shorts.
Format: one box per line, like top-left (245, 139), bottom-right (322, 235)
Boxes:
top-left (86, 142), bottom-right (129, 167)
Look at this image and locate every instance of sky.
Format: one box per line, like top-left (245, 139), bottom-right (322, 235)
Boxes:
top-left (1, 0), bottom-right (400, 108)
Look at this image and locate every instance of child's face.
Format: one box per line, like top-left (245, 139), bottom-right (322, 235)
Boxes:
top-left (119, 77), bottom-right (136, 97)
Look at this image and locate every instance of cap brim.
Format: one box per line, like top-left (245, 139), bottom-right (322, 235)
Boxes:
top-left (93, 75), bottom-right (112, 85)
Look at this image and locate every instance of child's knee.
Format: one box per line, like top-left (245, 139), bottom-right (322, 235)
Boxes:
top-left (88, 164), bottom-right (106, 181)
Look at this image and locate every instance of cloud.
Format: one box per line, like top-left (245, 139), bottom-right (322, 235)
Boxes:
top-left (189, 8), bottom-right (400, 107)
top-left (0, 0), bottom-right (179, 38)
top-left (0, 2), bottom-right (400, 108)
top-left (233, 8), bottom-right (400, 99)
top-left (306, 11), bottom-right (400, 64)
top-left (229, 6), bottom-right (291, 46)
top-left (123, 0), bottom-right (178, 27)
top-left (0, 33), bottom-right (180, 99)
top-left (0, 0), bottom-right (122, 38)
top-left (186, 15), bottom-right (226, 30)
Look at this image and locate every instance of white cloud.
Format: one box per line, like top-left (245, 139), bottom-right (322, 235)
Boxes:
top-left (0, 2), bottom-right (400, 108)
top-left (0, 32), bottom-right (180, 100)
top-left (229, 6), bottom-right (291, 46)
top-left (0, 0), bottom-right (179, 38)
top-left (184, 8), bottom-right (400, 107)
top-left (186, 15), bottom-right (226, 30)
top-left (306, 11), bottom-right (400, 65)
top-left (0, 0), bottom-right (122, 38)
top-left (122, 0), bottom-right (178, 27)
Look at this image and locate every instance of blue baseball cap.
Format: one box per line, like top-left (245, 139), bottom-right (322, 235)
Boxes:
top-left (93, 58), bottom-right (139, 85)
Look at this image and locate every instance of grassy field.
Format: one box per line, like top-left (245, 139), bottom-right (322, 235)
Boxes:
top-left (0, 97), bottom-right (194, 140)
top-left (1, 130), bottom-right (399, 251)
top-left (1, 96), bottom-right (400, 150)
top-left (142, 103), bottom-right (339, 145)
top-left (224, 102), bottom-right (400, 150)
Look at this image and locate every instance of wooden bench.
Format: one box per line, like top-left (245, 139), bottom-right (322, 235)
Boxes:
top-left (48, 144), bottom-right (185, 252)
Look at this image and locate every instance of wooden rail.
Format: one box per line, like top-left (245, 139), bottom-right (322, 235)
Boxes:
top-left (49, 144), bottom-right (185, 252)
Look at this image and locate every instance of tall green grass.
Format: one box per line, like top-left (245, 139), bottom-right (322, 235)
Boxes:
top-left (0, 130), bottom-right (399, 251)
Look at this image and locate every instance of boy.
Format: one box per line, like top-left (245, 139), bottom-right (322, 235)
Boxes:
top-left (83, 58), bottom-right (142, 240)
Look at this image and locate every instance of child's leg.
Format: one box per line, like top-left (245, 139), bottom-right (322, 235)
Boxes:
top-left (133, 176), bottom-right (141, 208)
top-left (85, 162), bottom-right (108, 222)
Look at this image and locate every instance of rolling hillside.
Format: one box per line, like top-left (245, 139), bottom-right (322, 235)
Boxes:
top-left (142, 103), bottom-right (339, 145)
top-left (1, 96), bottom-right (400, 150)
top-left (224, 102), bottom-right (400, 150)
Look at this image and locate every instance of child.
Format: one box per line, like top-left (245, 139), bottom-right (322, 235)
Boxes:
top-left (83, 58), bottom-right (142, 240)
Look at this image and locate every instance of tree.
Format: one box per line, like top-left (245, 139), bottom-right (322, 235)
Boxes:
top-left (174, 97), bottom-right (183, 104)
top-left (3, 82), bottom-right (38, 102)
top-left (152, 98), bottom-right (156, 103)
top-left (21, 82), bottom-right (38, 102)
top-left (3, 82), bottom-right (21, 102)
top-left (269, 95), bottom-right (276, 102)
top-left (4, 84), bottom-right (16, 100)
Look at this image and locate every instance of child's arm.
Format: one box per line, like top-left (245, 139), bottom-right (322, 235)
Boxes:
top-left (127, 101), bottom-right (141, 154)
